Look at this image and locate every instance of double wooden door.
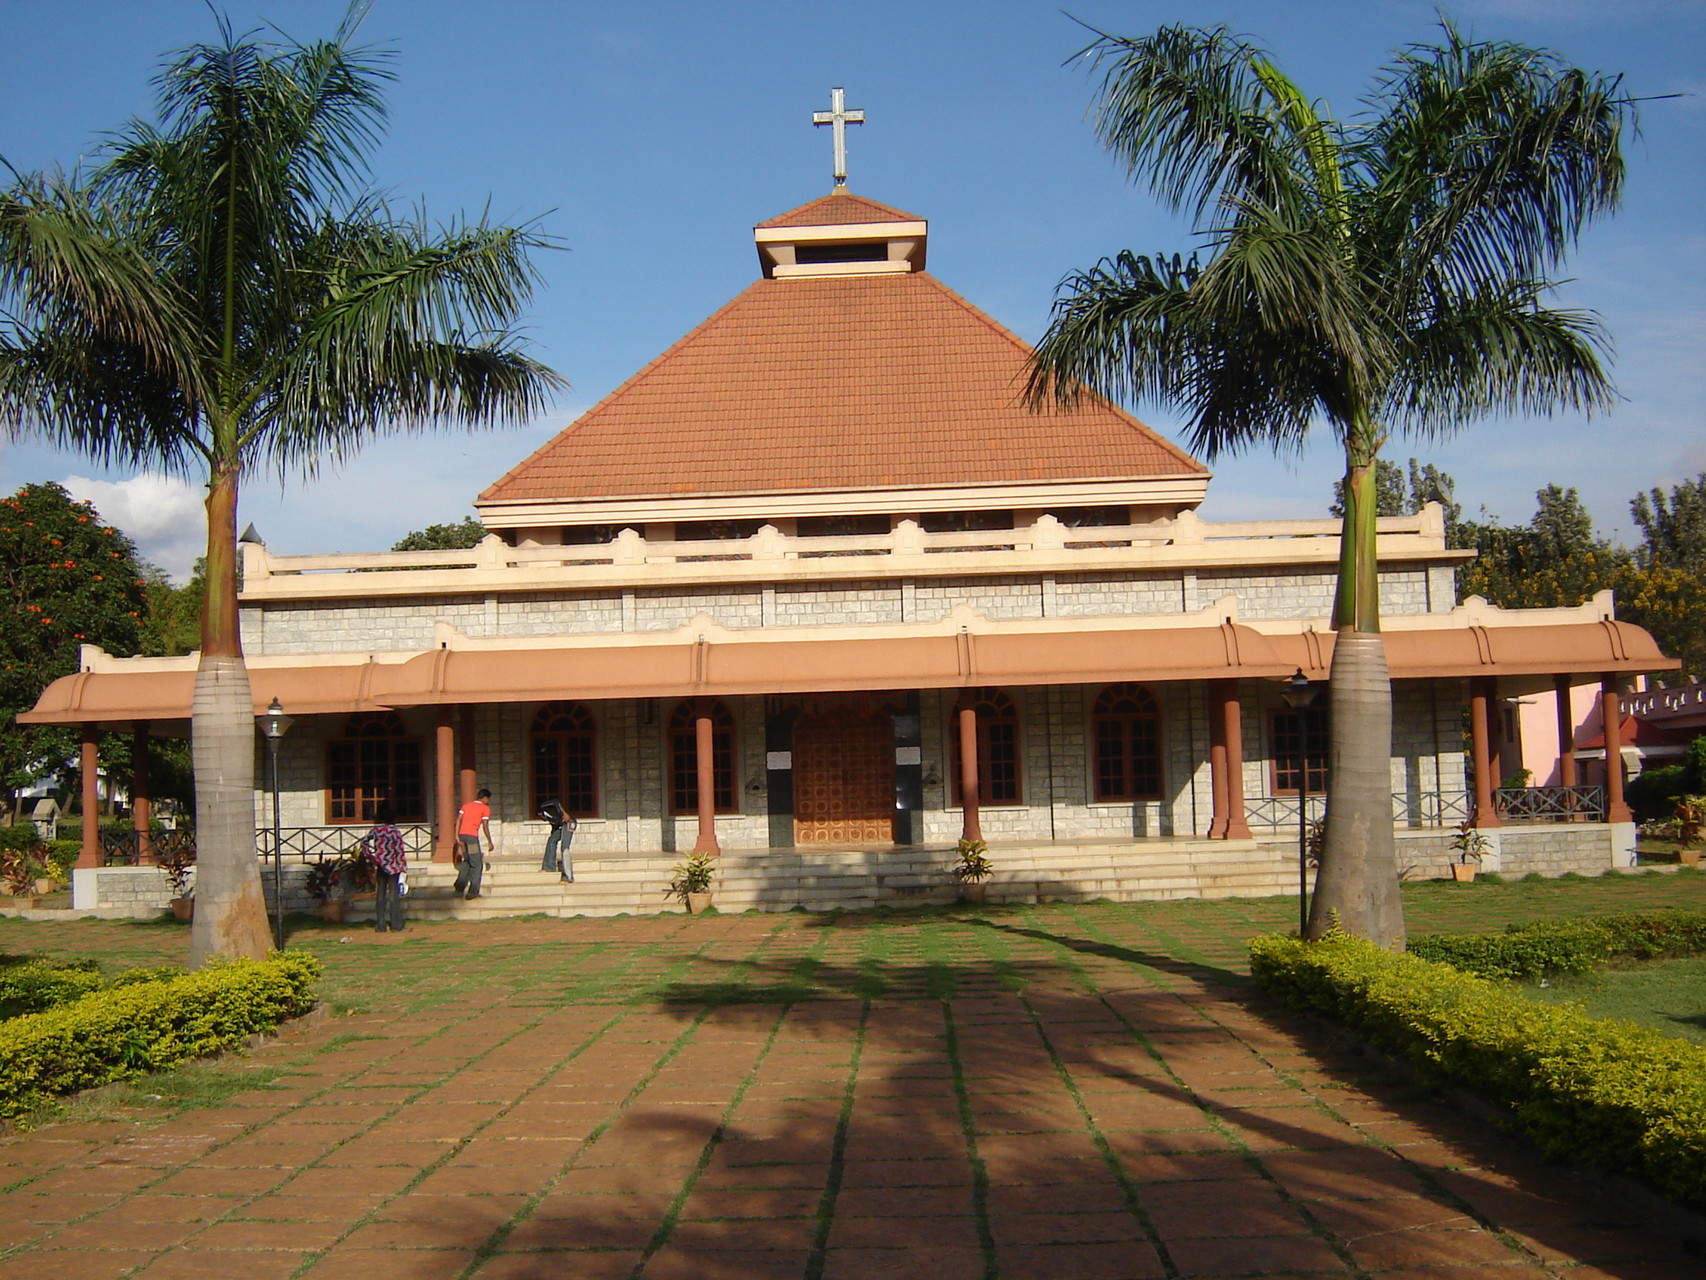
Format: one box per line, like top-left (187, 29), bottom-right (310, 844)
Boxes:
top-left (792, 702), bottom-right (894, 845)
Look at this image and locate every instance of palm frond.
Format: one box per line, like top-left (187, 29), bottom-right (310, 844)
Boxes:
top-left (1389, 281), bottom-right (1615, 434)
top-left (0, 326), bottom-right (201, 469)
top-left (1078, 25), bottom-right (1316, 223)
top-left (1365, 21), bottom-right (1630, 297)
top-left (1193, 200), bottom-right (1387, 388)
top-left (0, 175), bottom-right (202, 390)
top-left (1026, 248), bottom-right (1339, 459)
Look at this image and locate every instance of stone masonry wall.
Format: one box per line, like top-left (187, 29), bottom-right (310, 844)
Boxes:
top-left (242, 562), bottom-right (1459, 655)
top-left (258, 678), bottom-right (1471, 856)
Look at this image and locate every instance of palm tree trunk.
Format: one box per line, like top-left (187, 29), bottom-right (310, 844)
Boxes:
top-left (188, 461), bottom-right (271, 965)
top-left (1308, 632), bottom-right (1403, 945)
top-left (1310, 449), bottom-right (1405, 948)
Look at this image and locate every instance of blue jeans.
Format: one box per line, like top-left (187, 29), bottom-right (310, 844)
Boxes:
top-left (373, 870), bottom-right (405, 930)
top-left (454, 836), bottom-right (484, 895)
top-left (543, 824), bottom-right (574, 880)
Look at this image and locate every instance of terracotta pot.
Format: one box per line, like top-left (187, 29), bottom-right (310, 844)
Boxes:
top-left (9, 894), bottom-right (41, 910)
top-left (1450, 864), bottom-right (1478, 883)
top-left (169, 896), bottom-right (194, 921)
top-left (685, 891), bottom-right (712, 914)
top-left (959, 882), bottom-right (988, 904)
top-left (34, 878), bottom-right (56, 896)
top-left (1680, 849), bottom-right (1701, 868)
top-left (320, 900), bottom-right (347, 923)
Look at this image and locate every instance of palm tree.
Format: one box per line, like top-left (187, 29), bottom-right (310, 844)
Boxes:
top-left (0, 10), bottom-right (563, 964)
top-left (1028, 23), bottom-right (1628, 946)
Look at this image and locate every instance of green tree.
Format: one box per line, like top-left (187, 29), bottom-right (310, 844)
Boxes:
top-left (1623, 475), bottom-right (1706, 680)
top-left (1330, 457), bottom-right (1461, 538)
top-left (1331, 459), bottom-right (1408, 519)
top-left (1614, 562), bottom-right (1706, 682)
top-left (1028, 23), bottom-right (1628, 946)
top-left (139, 561), bottom-right (205, 658)
top-left (0, 12), bottom-right (562, 963)
top-left (1631, 473), bottom-right (1706, 570)
top-left (392, 516), bottom-right (487, 551)
top-left (0, 482), bottom-right (148, 808)
top-left (1457, 484), bottom-right (1632, 608)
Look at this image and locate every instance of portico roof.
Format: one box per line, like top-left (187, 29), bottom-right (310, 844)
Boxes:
top-left (21, 607), bottom-right (1677, 726)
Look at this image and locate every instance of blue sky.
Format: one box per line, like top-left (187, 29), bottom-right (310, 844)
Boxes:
top-left (2, 0), bottom-right (1701, 579)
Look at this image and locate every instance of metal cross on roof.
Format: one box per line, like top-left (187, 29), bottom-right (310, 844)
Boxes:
top-left (812, 86), bottom-right (864, 189)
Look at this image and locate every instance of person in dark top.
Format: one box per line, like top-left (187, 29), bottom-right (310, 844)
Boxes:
top-left (539, 799), bottom-right (576, 883)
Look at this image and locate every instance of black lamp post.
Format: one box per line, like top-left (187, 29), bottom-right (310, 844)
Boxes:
top-left (257, 697), bottom-right (293, 949)
top-left (1281, 668), bottom-right (1321, 935)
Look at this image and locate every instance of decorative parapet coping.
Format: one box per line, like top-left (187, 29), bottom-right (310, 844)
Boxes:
top-left (1623, 680), bottom-right (1706, 725)
top-left (240, 504), bottom-right (1466, 603)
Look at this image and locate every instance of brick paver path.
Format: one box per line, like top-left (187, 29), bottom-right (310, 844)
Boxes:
top-left (2, 876), bottom-right (1703, 1278)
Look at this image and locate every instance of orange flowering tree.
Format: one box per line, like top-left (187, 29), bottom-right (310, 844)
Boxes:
top-left (0, 482), bottom-right (147, 801)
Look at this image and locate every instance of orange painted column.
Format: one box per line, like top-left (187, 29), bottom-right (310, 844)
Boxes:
top-left (1469, 678), bottom-right (1501, 829)
top-left (1221, 683), bottom-right (1252, 840)
top-left (78, 724), bottom-right (100, 869)
top-left (1206, 687), bottom-right (1228, 839)
top-left (958, 704), bottom-right (983, 844)
top-left (1601, 676), bottom-right (1631, 824)
top-left (434, 708), bottom-right (457, 863)
top-left (1554, 675), bottom-right (1578, 788)
top-left (132, 721), bottom-right (153, 864)
top-left (692, 705), bottom-right (720, 854)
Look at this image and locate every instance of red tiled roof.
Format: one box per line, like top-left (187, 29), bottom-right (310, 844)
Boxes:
top-left (756, 192), bottom-right (922, 228)
top-left (480, 271), bottom-right (1204, 505)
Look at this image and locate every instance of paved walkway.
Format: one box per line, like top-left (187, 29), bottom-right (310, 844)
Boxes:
top-left (0, 886), bottom-right (1701, 1279)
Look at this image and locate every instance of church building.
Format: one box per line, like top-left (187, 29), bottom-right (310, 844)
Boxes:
top-left (24, 108), bottom-right (1675, 916)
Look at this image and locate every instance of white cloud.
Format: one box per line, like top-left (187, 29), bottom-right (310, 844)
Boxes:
top-left (61, 473), bottom-right (205, 583)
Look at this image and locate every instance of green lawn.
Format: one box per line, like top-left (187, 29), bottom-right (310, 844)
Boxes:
top-left (0, 867), bottom-right (1703, 1131)
top-left (1523, 953), bottom-right (1706, 1045)
top-left (1, 865), bottom-right (1702, 1005)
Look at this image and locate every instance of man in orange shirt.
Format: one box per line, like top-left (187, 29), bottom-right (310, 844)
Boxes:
top-left (453, 787), bottom-right (494, 899)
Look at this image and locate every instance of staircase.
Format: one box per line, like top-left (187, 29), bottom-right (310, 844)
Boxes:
top-left (343, 838), bottom-right (1301, 922)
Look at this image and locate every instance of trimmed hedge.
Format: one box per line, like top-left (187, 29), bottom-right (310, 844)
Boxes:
top-left (0, 959), bottom-right (102, 1019)
top-left (1249, 931), bottom-right (1706, 1208)
top-left (0, 952), bottom-right (320, 1119)
top-left (1408, 910), bottom-right (1706, 981)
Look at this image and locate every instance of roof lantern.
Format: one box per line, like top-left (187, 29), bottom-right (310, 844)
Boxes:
top-left (754, 191), bottom-right (927, 279)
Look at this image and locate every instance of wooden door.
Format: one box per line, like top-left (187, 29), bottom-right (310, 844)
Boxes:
top-left (793, 705), bottom-right (893, 845)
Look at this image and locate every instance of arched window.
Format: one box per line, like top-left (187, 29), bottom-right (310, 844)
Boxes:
top-left (1092, 683), bottom-right (1163, 801)
top-left (327, 712), bottom-right (423, 823)
top-left (668, 700), bottom-right (737, 815)
top-left (531, 702), bottom-right (599, 818)
top-left (949, 688), bottom-right (1022, 806)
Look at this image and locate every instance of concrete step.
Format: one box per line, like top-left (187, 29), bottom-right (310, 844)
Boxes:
top-left (343, 841), bottom-right (1298, 922)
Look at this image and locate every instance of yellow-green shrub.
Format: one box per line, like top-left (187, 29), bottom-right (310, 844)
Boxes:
top-left (0, 959), bottom-right (102, 1018)
top-left (0, 951), bottom-right (320, 1118)
top-left (1249, 931), bottom-right (1706, 1207)
top-left (1408, 910), bottom-right (1706, 981)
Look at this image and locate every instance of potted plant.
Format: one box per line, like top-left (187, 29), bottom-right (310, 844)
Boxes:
top-left (343, 849), bottom-right (378, 900)
top-left (157, 844), bottom-right (195, 919)
top-left (304, 855), bottom-right (348, 922)
top-left (1, 846), bottom-right (42, 908)
top-left (1673, 796), bottom-right (1703, 867)
top-left (666, 851), bottom-right (716, 914)
top-left (1449, 820), bottom-right (1491, 882)
top-left (952, 838), bottom-right (993, 903)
